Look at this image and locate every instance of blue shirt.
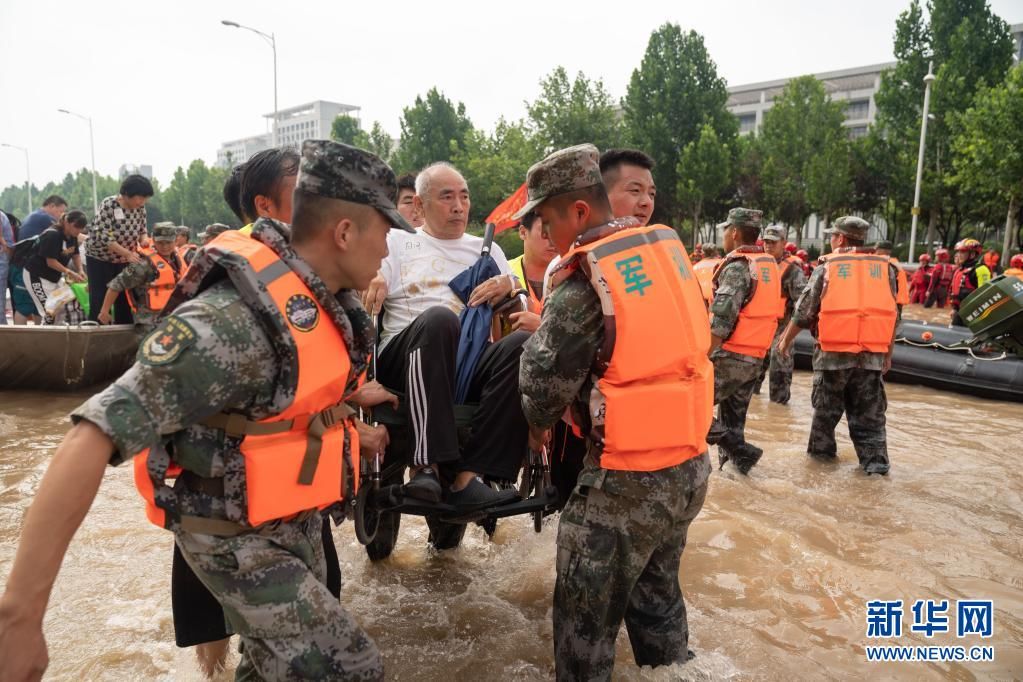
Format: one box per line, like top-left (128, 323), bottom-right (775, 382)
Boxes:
top-left (19, 209), bottom-right (56, 240)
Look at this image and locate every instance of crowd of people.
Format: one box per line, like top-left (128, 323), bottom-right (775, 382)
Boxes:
top-left (1, 136), bottom-right (1022, 682)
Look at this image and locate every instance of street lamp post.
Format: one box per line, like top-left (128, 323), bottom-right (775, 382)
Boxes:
top-left (908, 61), bottom-right (936, 263)
top-left (58, 109), bottom-right (99, 216)
top-left (222, 20), bottom-right (278, 147)
top-left (0, 143), bottom-right (31, 214)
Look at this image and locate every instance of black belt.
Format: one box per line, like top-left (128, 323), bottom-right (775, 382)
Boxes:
top-left (180, 470), bottom-right (225, 497)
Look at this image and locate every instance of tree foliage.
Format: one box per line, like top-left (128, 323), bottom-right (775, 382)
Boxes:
top-left (393, 88), bottom-right (474, 174)
top-left (526, 67), bottom-right (621, 152)
top-left (454, 118), bottom-right (543, 224)
top-left (160, 160), bottom-right (238, 230)
top-left (676, 123), bottom-right (732, 247)
top-left (623, 23), bottom-right (736, 225)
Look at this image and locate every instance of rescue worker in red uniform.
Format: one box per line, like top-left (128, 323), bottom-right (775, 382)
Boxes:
top-left (909, 253), bottom-right (933, 304)
top-left (707, 208), bottom-right (781, 473)
top-left (925, 247), bottom-right (954, 308)
top-left (518, 144), bottom-right (712, 680)
top-left (97, 222), bottom-right (184, 328)
top-left (0, 140), bottom-right (415, 681)
top-left (796, 248), bottom-right (813, 277)
top-left (950, 238), bottom-right (992, 326)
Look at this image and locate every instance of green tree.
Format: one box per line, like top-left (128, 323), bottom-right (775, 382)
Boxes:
top-left (330, 114), bottom-right (366, 146)
top-left (951, 64), bottom-right (1023, 259)
top-left (759, 76), bottom-right (848, 244)
top-left (161, 160), bottom-right (236, 230)
top-left (526, 66), bottom-right (621, 152)
top-left (676, 123), bottom-right (731, 247)
top-left (365, 121), bottom-right (394, 164)
top-left (454, 118), bottom-right (542, 224)
top-left (393, 88), bottom-right (474, 173)
top-left (623, 23), bottom-right (736, 225)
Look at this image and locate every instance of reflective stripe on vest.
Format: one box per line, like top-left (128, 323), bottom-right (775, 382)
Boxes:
top-left (818, 253), bottom-right (897, 353)
top-left (133, 231), bottom-right (359, 529)
top-left (693, 258), bottom-right (722, 304)
top-left (891, 257), bottom-right (910, 305)
top-left (559, 225), bottom-right (713, 472)
top-left (717, 252), bottom-right (781, 359)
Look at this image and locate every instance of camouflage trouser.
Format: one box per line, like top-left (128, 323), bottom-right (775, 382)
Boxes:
top-left (708, 356), bottom-right (761, 460)
top-left (808, 368), bottom-right (890, 471)
top-left (174, 514), bottom-right (383, 681)
top-left (754, 323), bottom-right (795, 404)
top-left (553, 454), bottom-right (711, 682)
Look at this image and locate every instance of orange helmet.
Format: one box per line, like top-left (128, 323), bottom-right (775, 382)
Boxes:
top-left (1011, 254), bottom-right (1023, 269)
top-left (919, 253), bottom-right (931, 263)
top-left (935, 248), bottom-right (950, 262)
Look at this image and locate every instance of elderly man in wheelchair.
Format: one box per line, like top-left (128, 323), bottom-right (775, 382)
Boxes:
top-left (357, 162), bottom-right (555, 557)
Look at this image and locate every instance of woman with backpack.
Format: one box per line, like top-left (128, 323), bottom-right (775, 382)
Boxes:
top-left (22, 210), bottom-right (88, 325)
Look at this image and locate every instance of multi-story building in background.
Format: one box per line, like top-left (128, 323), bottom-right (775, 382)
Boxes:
top-left (216, 100), bottom-right (360, 168)
top-left (118, 163), bottom-right (153, 180)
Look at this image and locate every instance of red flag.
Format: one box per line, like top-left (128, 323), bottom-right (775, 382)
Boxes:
top-left (486, 183), bottom-right (528, 233)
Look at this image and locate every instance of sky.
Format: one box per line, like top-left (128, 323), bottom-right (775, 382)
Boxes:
top-left (0, 0), bottom-right (1020, 196)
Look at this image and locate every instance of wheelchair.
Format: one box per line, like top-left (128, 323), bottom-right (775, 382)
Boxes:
top-left (351, 293), bottom-right (561, 561)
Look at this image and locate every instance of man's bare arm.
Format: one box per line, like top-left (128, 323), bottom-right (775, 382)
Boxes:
top-left (0, 421), bottom-right (114, 681)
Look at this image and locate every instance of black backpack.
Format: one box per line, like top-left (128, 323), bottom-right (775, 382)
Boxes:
top-left (9, 236), bottom-right (39, 268)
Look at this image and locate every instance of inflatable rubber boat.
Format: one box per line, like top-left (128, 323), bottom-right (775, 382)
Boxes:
top-left (0, 323), bottom-right (140, 391)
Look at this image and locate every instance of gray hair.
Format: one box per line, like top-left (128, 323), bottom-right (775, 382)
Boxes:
top-left (415, 161), bottom-right (463, 198)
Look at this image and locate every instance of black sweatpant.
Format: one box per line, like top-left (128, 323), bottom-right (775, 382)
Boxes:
top-left (376, 306), bottom-right (530, 482)
top-left (86, 257), bottom-right (133, 324)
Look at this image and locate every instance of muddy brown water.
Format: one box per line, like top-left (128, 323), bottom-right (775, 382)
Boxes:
top-left (1, 307), bottom-right (1021, 680)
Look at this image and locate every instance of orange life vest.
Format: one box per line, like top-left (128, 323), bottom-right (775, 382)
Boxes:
top-left (890, 257), bottom-right (909, 305)
top-left (693, 257), bottom-right (722, 304)
top-left (817, 251), bottom-right (897, 353)
top-left (713, 250), bottom-right (781, 358)
top-left (177, 243), bottom-right (197, 263)
top-left (128, 251), bottom-right (183, 313)
top-left (133, 230), bottom-right (361, 530)
top-left (1004, 268), bottom-right (1023, 279)
top-left (556, 224), bottom-right (713, 472)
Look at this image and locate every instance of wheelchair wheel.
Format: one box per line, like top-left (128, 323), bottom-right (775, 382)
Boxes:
top-left (426, 516), bottom-right (467, 550)
top-left (365, 509), bottom-right (401, 561)
top-left (354, 484), bottom-right (379, 546)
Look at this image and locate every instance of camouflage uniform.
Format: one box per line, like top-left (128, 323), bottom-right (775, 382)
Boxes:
top-left (106, 225), bottom-right (181, 330)
top-left (517, 144), bottom-right (710, 682)
top-left (754, 226), bottom-right (807, 404)
top-left (71, 140), bottom-right (413, 680)
top-left (707, 208), bottom-right (767, 474)
top-left (791, 216), bottom-right (898, 474)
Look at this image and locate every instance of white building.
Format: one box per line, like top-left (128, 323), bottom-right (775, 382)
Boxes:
top-left (118, 163), bottom-right (153, 180)
top-left (216, 100), bottom-right (361, 167)
top-left (727, 62), bottom-right (893, 139)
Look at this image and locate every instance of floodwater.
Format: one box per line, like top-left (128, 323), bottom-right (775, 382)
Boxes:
top-left (1, 304), bottom-right (1022, 681)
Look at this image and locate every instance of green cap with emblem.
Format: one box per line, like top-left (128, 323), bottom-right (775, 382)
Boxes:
top-left (762, 224), bottom-right (787, 242)
top-left (825, 216), bottom-right (871, 241)
top-left (175, 225), bottom-right (191, 237)
top-left (725, 207), bottom-right (763, 229)
top-left (297, 139), bottom-right (414, 233)
top-left (513, 143), bottom-right (603, 220)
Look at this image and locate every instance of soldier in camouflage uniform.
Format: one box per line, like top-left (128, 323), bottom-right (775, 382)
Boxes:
top-left (707, 207), bottom-right (771, 474)
top-left (97, 222), bottom-right (183, 329)
top-left (0, 140), bottom-right (414, 681)
top-left (517, 144), bottom-right (712, 681)
top-left (753, 224), bottom-right (807, 404)
top-left (777, 216), bottom-right (897, 475)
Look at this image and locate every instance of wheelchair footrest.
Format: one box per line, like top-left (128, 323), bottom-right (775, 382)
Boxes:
top-left (369, 484), bottom-right (559, 524)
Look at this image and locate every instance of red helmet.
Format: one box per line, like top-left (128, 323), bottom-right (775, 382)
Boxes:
top-left (935, 248), bottom-right (950, 262)
top-left (756, 238), bottom-right (764, 247)
top-left (784, 242), bottom-right (797, 254)
top-left (796, 249), bottom-right (809, 260)
top-left (955, 238), bottom-right (982, 253)
top-left (1011, 254), bottom-right (1023, 269)
top-left (918, 253), bottom-right (931, 263)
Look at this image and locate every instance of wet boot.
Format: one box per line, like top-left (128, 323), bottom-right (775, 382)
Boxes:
top-left (713, 431), bottom-right (744, 471)
top-left (860, 449), bottom-right (890, 476)
top-left (732, 443), bottom-right (763, 476)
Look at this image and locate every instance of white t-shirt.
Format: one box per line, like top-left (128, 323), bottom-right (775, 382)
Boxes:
top-left (379, 228), bottom-right (510, 350)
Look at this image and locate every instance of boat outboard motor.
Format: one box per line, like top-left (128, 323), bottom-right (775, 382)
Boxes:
top-left (959, 274), bottom-right (1023, 358)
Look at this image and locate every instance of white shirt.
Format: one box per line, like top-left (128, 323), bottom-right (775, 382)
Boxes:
top-left (379, 228), bottom-right (510, 350)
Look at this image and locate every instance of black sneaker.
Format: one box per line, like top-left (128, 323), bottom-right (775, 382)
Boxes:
top-left (448, 477), bottom-right (519, 512)
top-left (404, 468), bottom-right (442, 503)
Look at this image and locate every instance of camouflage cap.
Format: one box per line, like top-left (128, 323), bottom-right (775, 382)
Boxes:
top-left (199, 223), bottom-right (231, 240)
top-left (152, 221), bottom-right (176, 231)
top-left (725, 207), bottom-right (763, 229)
top-left (151, 223), bottom-right (177, 242)
top-left (175, 226), bottom-right (191, 237)
top-left (512, 143), bottom-right (603, 220)
top-left (297, 139), bottom-right (413, 232)
top-left (874, 239), bottom-right (894, 251)
top-left (825, 216), bottom-right (870, 241)
top-left (762, 224), bottom-right (788, 242)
